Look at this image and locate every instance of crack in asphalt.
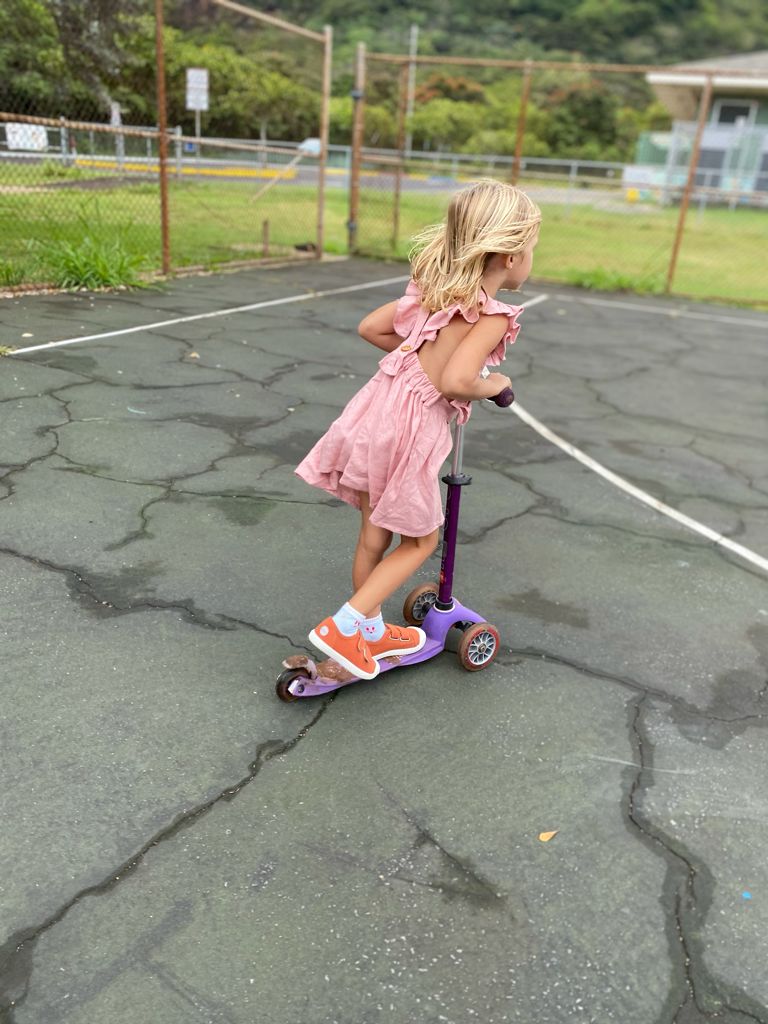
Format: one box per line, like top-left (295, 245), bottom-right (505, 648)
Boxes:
top-left (502, 648), bottom-right (767, 727)
top-left (0, 394), bottom-right (72, 502)
top-left (626, 697), bottom-right (768, 1024)
top-left (0, 544), bottom-right (306, 651)
top-left (6, 278), bottom-right (768, 1022)
top-left (0, 696), bottom-right (335, 1023)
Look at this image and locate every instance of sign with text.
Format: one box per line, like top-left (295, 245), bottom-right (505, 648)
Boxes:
top-left (186, 68), bottom-right (209, 112)
top-left (6, 123), bottom-right (48, 151)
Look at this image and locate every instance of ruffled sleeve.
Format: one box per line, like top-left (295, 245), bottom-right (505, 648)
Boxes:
top-left (479, 291), bottom-right (524, 367)
top-left (392, 280), bottom-right (424, 340)
top-left (381, 282), bottom-right (523, 378)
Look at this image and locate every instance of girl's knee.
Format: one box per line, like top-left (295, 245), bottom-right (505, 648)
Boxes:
top-left (403, 530), bottom-right (439, 558)
top-left (361, 524), bottom-right (393, 559)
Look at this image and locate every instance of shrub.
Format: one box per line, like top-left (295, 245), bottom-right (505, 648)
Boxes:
top-left (34, 234), bottom-right (147, 289)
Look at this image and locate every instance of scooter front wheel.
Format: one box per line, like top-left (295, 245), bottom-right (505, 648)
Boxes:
top-left (457, 623), bottom-right (500, 671)
top-left (275, 667), bottom-right (311, 702)
top-left (403, 582), bottom-right (439, 625)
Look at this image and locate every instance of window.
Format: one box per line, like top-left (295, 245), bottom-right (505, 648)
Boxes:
top-left (712, 99), bottom-right (758, 126)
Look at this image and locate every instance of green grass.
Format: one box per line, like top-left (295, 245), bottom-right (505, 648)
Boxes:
top-left (367, 189), bottom-right (768, 307)
top-left (0, 257), bottom-right (29, 286)
top-left (564, 267), bottom-right (663, 294)
top-left (33, 234), bottom-right (148, 289)
top-left (0, 172), bottom-right (765, 306)
top-left (0, 161), bottom-right (84, 186)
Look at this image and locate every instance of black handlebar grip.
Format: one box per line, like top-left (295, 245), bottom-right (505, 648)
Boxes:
top-left (492, 387), bottom-right (515, 408)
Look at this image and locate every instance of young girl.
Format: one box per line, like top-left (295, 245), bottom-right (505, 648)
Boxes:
top-left (296, 179), bottom-right (541, 680)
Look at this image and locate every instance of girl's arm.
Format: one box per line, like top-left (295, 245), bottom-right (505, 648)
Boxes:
top-left (358, 300), bottom-right (403, 352)
top-left (439, 314), bottom-right (512, 401)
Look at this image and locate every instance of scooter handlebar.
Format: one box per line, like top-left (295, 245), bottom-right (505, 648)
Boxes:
top-left (492, 386), bottom-right (515, 408)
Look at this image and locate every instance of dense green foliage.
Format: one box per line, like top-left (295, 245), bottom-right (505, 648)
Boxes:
top-left (288, 0), bottom-right (768, 66)
top-left (1, 0), bottom-right (765, 159)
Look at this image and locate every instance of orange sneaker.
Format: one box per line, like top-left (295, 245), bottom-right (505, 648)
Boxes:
top-left (366, 623), bottom-right (427, 661)
top-left (308, 617), bottom-right (380, 680)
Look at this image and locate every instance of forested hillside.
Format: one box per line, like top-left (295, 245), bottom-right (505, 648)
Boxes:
top-left (278, 0), bottom-right (768, 66)
top-left (2, 0), bottom-right (766, 160)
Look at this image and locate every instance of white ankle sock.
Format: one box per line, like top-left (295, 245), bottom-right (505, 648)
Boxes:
top-left (360, 613), bottom-right (385, 642)
top-left (332, 602), bottom-right (366, 636)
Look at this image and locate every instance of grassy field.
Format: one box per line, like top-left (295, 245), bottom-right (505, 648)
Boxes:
top-left (0, 173), bottom-right (766, 306)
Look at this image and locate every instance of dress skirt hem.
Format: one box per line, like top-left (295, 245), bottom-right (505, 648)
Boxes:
top-left (295, 352), bottom-right (456, 538)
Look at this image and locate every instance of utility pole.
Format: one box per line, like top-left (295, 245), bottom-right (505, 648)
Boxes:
top-left (404, 24), bottom-right (418, 157)
top-left (155, 0), bottom-right (170, 274)
top-left (348, 42), bottom-right (366, 253)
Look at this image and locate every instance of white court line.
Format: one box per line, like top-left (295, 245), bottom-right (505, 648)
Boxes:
top-left (553, 292), bottom-right (768, 330)
top-left (9, 275), bottom-right (412, 356)
top-left (10, 277), bottom-right (766, 572)
top-left (518, 292), bottom-right (550, 312)
top-left (509, 399), bottom-right (768, 575)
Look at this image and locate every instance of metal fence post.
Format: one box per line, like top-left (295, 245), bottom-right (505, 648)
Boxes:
top-left (566, 159), bottom-right (577, 215)
top-left (316, 24), bottom-right (333, 258)
top-left (348, 42), bottom-right (366, 253)
top-left (392, 62), bottom-right (409, 253)
top-left (59, 116), bottom-right (69, 167)
top-left (404, 24), bottom-right (418, 157)
top-left (665, 76), bottom-right (713, 294)
top-left (511, 61), bottom-right (532, 185)
top-left (155, 0), bottom-right (171, 275)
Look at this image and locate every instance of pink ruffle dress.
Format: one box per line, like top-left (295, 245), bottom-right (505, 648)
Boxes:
top-left (295, 280), bottom-right (523, 537)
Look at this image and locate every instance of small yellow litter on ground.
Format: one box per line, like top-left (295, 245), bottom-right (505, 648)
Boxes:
top-left (538, 830), bottom-right (559, 843)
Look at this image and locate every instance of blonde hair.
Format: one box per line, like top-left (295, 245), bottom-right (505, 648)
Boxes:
top-left (409, 178), bottom-right (541, 313)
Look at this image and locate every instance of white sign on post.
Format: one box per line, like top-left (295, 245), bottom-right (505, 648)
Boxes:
top-left (186, 68), bottom-right (209, 112)
top-left (6, 123), bottom-right (48, 151)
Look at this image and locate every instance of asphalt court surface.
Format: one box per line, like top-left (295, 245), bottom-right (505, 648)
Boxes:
top-left (1, 259), bottom-right (767, 1023)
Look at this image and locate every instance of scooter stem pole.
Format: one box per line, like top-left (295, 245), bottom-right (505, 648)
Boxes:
top-left (437, 423), bottom-right (468, 608)
top-left (450, 421), bottom-right (465, 476)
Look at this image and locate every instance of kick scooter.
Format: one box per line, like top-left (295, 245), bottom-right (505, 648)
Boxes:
top-left (275, 386), bottom-right (515, 702)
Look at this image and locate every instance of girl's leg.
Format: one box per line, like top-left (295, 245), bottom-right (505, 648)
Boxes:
top-left (309, 509), bottom-right (433, 679)
top-left (350, 529), bottom-right (439, 619)
top-left (352, 493), bottom-right (393, 617)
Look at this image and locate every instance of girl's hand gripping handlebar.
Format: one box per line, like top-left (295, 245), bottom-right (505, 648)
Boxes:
top-left (480, 366), bottom-right (515, 407)
top-left (492, 386), bottom-right (515, 407)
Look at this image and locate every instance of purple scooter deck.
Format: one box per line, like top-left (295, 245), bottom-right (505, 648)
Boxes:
top-left (283, 600), bottom-right (484, 698)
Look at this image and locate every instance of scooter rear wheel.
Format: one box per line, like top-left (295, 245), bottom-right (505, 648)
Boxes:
top-left (457, 623), bottom-right (500, 671)
top-left (275, 668), bottom-right (311, 702)
top-left (402, 582), bottom-right (439, 625)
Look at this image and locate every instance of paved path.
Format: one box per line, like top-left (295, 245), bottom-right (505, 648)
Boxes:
top-left (0, 261), bottom-right (767, 1023)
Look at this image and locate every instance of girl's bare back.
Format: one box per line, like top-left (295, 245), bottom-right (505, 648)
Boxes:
top-left (416, 314), bottom-right (473, 392)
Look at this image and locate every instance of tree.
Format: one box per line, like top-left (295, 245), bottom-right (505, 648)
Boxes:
top-left (415, 73), bottom-right (487, 104)
top-left (410, 99), bottom-right (480, 151)
top-left (112, 19), bottom-right (320, 139)
top-left (48, 0), bottom-right (145, 112)
top-left (538, 80), bottom-right (621, 159)
top-left (329, 96), bottom-right (396, 148)
top-left (0, 0), bottom-right (68, 113)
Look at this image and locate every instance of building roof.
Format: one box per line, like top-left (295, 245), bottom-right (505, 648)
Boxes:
top-left (647, 51), bottom-right (768, 116)
top-left (669, 51), bottom-right (768, 73)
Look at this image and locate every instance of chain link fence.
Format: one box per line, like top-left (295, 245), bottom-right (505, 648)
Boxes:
top-left (0, 101), bottom-right (163, 288)
top-left (164, 0), bottom-right (331, 272)
top-left (348, 50), bottom-right (768, 307)
top-left (0, 1), bottom-right (331, 288)
top-left (3, 19), bottom-right (767, 307)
